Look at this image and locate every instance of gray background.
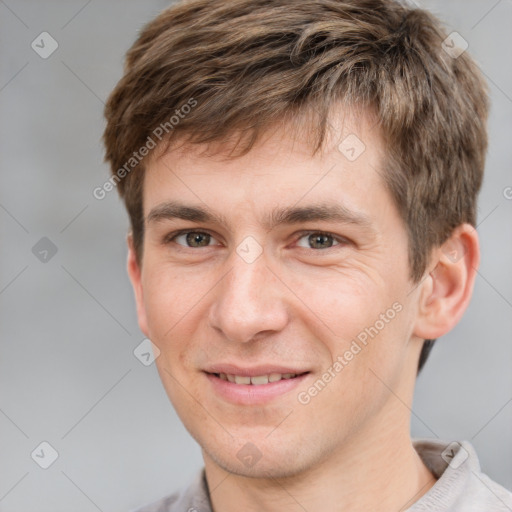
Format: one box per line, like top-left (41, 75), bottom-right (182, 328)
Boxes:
top-left (0, 1), bottom-right (511, 511)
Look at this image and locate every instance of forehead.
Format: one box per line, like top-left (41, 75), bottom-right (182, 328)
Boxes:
top-left (142, 106), bottom-right (388, 216)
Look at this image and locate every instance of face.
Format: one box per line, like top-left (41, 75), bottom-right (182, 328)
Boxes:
top-left (128, 110), bottom-right (427, 478)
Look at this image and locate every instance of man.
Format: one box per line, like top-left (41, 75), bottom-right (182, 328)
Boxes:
top-left (103, 0), bottom-right (512, 510)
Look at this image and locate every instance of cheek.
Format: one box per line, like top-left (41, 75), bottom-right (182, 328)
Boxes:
top-left (144, 267), bottom-right (211, 407)
top-left (296, 304), bottom-right (411, 435)
top-left (289, 268), bottom-right (410, 382)
top-left (142, 265), bottom-right (207, 345)
top-left (282, 264), bottom-right (394, 340)
top-left (142, 263), bottom-right (231, 379)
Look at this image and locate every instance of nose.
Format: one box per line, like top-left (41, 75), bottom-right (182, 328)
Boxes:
top-left (207, 249), bottom-right (289, 344)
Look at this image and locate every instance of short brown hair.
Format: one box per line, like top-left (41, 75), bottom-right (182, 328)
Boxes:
top-left (103, 0), bottom-right (489, 372)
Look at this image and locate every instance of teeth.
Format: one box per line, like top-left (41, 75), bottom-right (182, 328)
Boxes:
top-left (250, 375), bottom-right (269, 385)
top-left (218, 373), bottom-right (300, 384)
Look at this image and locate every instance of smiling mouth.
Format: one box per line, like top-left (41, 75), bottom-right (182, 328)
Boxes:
top-left (208, 372), bottom-right (309, 385)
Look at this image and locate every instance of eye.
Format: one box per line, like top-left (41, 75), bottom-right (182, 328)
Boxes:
top-left (296, 232), bottom-right (343, 250)
top-left (168, 231), bottom-right (219, 248)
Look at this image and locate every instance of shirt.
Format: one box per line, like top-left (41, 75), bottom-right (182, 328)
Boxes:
top-left (131, 438), bottom-right (512, 511)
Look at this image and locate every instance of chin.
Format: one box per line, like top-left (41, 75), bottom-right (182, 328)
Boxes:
top-left (210, 450), bottom-right (310, 479)
top-left (201, 432), bottom-right (328, 480)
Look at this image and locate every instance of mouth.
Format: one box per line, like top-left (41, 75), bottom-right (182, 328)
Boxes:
top-left (208, 371), bottom-right (309, 385)
top-left (203, 367), bottom-right (311, 405)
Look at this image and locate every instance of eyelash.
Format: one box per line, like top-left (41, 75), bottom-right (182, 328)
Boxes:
top-left (163, 229), bottom-right (349, 250)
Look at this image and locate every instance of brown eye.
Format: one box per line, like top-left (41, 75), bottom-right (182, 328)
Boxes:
top-left (310, 233), bottom-right (333, 249)
top-left (174, 231), bottom-right (213, 247)
top-left (296, 232), bottom-right (341, 249)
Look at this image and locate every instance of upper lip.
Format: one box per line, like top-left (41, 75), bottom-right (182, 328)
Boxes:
top-left (204, 364), bottom-right (310, 377)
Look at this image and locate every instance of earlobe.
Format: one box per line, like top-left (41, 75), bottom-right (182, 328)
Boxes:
top-left (413, 224), bottom-right (479, 340)
top-left (126, 233), bottom-right (149, 337)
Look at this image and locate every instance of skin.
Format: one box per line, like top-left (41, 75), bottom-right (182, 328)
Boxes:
top-left (127, 108), bottom-right (479, 512)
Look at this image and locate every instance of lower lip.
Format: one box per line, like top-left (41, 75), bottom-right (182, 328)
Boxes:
top-left (205, 372), bottom-right (309, 405)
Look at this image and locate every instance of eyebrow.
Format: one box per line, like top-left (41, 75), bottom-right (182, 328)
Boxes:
top-left (146, 200), bottom-right (373, 232)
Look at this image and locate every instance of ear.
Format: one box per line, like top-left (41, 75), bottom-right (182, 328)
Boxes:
top-left (413, 223), bottom-right (480, 340)
top-left (126, 232), bottom-right (149, 337)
